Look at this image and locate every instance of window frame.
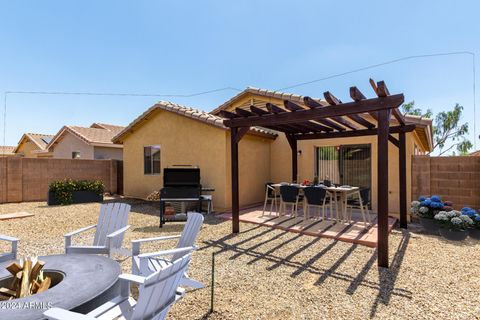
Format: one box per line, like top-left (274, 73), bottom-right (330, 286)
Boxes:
top-left (144, 145), bottom-right (161, 175)
top-left (72, 151), bottom-right (81, 159)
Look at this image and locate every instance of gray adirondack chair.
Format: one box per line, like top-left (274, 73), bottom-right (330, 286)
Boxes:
top-left (0, 235), bottom-right (19, 262)
top-left (65, 203), bottom-right (131, 257)
top-left (44, 250), bottom-right (193, 320)
top-left (131, 212), bottom-right (204, 289)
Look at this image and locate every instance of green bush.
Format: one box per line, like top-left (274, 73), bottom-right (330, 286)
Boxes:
top-left (49, 179), bottom-right (105, 205)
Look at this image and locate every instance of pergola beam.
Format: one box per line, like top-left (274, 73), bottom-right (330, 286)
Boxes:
top-left (388, 135), bottom-right (399, 148)
top-left (294, 124), bottom-right (415, 140)
top-left (351, 85), bottom-right (378, 122)
top-left (322, 92), bottom-right (375, 129)
top-left (296, 97), bottom-right (358, 130)
top-left (376, 81), bottom-right (406, 125)
top-left (285, 100), bottom-right (346, 131)
top-left (224, 94), bottom-right (404, 128)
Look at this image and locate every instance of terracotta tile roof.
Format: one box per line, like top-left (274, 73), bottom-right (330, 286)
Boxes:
top-left (112, 101), bottom-right (277, 143)
top-left (0, 146), bottom-right (15, 155)
top-left (210, 87), bottom-right (326, 115)
top-left (47, 124), bottom-right (125, 150)
top-left (13, 133), bottom-right (55, 153)
top-left (90, 123), bottom-right (125, 134)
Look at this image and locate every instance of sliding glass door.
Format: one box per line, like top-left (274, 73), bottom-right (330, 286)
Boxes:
top-left (315, 144), bottom-right (371, 190)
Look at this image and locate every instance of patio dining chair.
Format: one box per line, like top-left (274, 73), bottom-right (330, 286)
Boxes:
top-left (0, 235), bottom-right (19, 262)
top-left (279, 185), bottom-right (300, 217)
top-left (303, 187), bottom-right (333, 220)
top-left (346, 188), bottom-right (371, 224)
top-left (64, 203), bottom-right (131, 258)
top-left (131, 212), bottom-right (204, 289)
top-left (44, 252), bottom-right (193, 320)
top-left (262, 183), bottom-right (279, 216)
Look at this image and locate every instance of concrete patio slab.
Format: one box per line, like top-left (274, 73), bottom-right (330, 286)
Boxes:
top-left (217, 206), bottom-right (397, 247)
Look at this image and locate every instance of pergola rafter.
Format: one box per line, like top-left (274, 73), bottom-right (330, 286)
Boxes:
top-left (223, 79), bottom-right (410, 268)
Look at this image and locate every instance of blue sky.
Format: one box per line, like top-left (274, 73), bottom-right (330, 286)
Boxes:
top-left (1, 1), bottom-right (479, 153)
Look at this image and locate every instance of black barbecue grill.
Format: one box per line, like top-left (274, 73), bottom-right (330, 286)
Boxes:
top-left (159, 166), bottom-right (203, 227)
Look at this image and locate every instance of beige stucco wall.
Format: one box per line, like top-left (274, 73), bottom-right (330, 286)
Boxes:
top-left (51, 132), bottom-right (94, 159)
top-left (94, 146), bottom-right (123, 160)
top-left (120, 108), bottom-right (273, 211)
top-left (121, 109), bottom-right (229, 208)
top-left (225, 133), bottom-right (272, 209)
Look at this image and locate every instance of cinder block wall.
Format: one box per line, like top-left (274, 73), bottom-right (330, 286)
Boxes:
top-left (0, 158), bottom-right (121, 203)
top-left (412, 156), bottom-right (480, 210)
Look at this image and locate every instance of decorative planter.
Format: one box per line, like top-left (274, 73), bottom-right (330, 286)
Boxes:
top-left (48, 191), bottom-right (103, 205)
top-left (419, 217), bottom-right (439, 234)
top-left (439, 228), bottom-right (468, 241)
top-left (469, 228), bottom-right (480, 240)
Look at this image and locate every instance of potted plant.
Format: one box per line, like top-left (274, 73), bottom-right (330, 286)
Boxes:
top-left (461, 208), bottom-right (480, 239)
top-left (434, 210), bottom-right (473, 241)
top-left (411, 195), bottom-right (444, 233)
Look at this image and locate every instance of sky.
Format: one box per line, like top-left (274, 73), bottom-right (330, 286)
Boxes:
top-left (1, 1), bottom-right (479, 154)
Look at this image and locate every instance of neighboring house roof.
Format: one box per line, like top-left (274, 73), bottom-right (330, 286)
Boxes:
top-left (403, 114), bottom-right (434, 152)
top-left (0, 146), bottom-right (16, 156)
top-left (47, 124), bottom-right (125, 150)
top-left (13, 133), bottom-right (55, 153)
top-left (112, 101), bottom-right (277, 143)
top-left (470, 150), bottom-right (480, 156)
top-left (90, 123), bottom-right (125, 133)
top-left (210, 86), bottom-right (326, 115)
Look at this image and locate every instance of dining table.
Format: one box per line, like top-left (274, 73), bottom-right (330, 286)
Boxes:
top-left (271, 183), bottom-right (361, 221)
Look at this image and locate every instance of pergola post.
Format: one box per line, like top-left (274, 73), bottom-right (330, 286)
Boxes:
top-left (399, 131), bottom-right (407, 228)
top-left (377, 109), bottom-right (391, 268)
top-left (231, 127), bottom-right (240, 233)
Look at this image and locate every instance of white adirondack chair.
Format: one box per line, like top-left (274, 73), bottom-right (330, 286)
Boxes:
top-left (44, 250), bottom-right (193, 320)
top-left (131, 212), bottom-right (204, 289)
top-left (0, 235), bottom-right (19, 262)
top-left (65, 203), bottom-right (131, 257)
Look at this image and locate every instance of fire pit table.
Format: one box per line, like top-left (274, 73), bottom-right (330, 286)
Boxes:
top-left (0, 254), bottom-right (121, 320)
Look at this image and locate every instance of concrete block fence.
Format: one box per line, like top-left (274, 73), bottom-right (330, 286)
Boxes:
top-left (412, 155), bottom-right (480, 210)
top-left (0, 158), bottom-right (122, 203)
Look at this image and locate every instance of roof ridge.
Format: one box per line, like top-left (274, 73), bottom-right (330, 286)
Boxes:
top-left (210, 87), bottom-right (325, 115)
top-left (112, 100), bottom-right (277, 143)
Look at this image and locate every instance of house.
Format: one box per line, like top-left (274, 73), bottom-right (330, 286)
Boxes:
top-left (112, 102), bottom-right (276, 210)
top-left (113, 87), bottom-right (433, 216)
top-left (46, 123), bottom-right (124, 160)
top-left (0, 146), bottom-right (16, 157)
top-left (14, 133), bottom-right (54, 158)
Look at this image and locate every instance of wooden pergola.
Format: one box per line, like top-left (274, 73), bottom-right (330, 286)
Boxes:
top-left (221, 79), bottom-right (413, 268)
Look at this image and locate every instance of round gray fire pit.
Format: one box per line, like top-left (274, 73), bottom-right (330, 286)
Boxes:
top-left (0, 254), bottom-right (121, 320)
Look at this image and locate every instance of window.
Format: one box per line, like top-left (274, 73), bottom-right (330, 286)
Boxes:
top-left (72, 151), bottom-right (81, 159)
top-left (144, 146), bottom-right (161, 175)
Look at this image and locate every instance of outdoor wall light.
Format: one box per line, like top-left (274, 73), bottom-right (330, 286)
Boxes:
top-left (297, 150), bottom-right (302, 156)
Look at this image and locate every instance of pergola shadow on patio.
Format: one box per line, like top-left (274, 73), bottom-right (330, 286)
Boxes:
top-left (221, 79), bottom-right (411, 268)
top-left (217, 205), bottom-right (397, 248)
top-left (201, 223), bottom-right (412, 318)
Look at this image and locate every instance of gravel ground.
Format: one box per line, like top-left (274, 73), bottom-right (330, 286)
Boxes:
top-left (1, 198), bottom-right (480, 320)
